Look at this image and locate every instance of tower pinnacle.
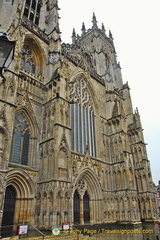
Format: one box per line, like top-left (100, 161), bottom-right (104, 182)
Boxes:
top-left (81, 22), bottom-right (86, 35)
top-left (72, 28), bottom-right (76, 44)
top-left (109, 29), bottom-right (113, 40)
top-left (92, 12), bottom-right (98, 28)
top-left (101, 23), bottom-right (106, 34)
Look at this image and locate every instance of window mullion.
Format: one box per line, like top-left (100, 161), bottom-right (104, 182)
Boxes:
top-left (90, 111), bottom-right (95, 157)
top-left (83, 107), bottom-right (86, 154)
top-left (80, 105), bottom-right (83, 154)
top-left (70, 104), bottom-right (74, 151)
top-left (74, 104), bottom-right (77, 152)
top-left (87, 109), bottom-right (91, 155)
top-left (76, 104), bottom-right (79, 152)
top-left (90, 111), bottom-right (93, 156)
top-left (77, 104), bottom-right (80, 152)
top-left (92, 112), bottom-right (96, 157)
top-left (33, 0), bottom-right (38, 24)
top-left (85, 108), bottom-right (88, 153)
top-left (29, 0), bottom-right (33, 21)
top-left (19, 132), bottom-right (24, 164)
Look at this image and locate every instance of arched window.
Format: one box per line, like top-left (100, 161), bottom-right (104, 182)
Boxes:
top-left (21, 45), bottom-right (36, 73)
top-left (23, 0), bottom-right (42, 26)
top-left (74, 190), bottom-right (80, 224)
top-left (70, 103), bottom-right (96, 156)
top-left (10, 113), bottom-right (30, 166)
top-left (83, 191), bottom-right (90, 223)
top-left (70, 77), bottom-right (96, 157)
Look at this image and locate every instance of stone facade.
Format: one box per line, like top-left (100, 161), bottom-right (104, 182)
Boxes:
top-left (0, 0), bottom-right (158, 231)
top-left (156, 181), bottom-right (160, 217)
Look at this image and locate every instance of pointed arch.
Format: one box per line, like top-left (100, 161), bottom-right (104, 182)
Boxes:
top-left (58, 132), bottom-right (70, 152)
top-left (6, 77), bottom-right (15, 102)
top-left (4, 169), bottom-right (35, 225)
top-left (83, 190), bottom-right (90, 223)
top-left (6, 169), bottom-right (35, 198)
top-left (69, 71), bottom-right (99, 114)
top-left (73, 190), bottom-right (80, 224)
top-left (21, 34), bottom-right (46, 78)
top-left (10, 112), bottom-right (30, 166)
top-left (74, 168), bottom-right (102, 224)
top-left (16, 98), bottom-right (40, 136)
top-left (10, 105), bottom-right (39, 168)
top-left (69, 74), bottom-right (97, 157)
top-left (75, 167), bottom-right (102, 200)
top-left (57, 133), bottom-right (70, 180)
top-left (58, 148), bottom-right (68, 179)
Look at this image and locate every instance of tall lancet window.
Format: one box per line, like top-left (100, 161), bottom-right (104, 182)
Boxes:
top-left (69, 77), bottom-right (96, 157)
top-left (23, 0), bottom-right (42, 26)
top-left (10, 113), bottom-right (30, 166)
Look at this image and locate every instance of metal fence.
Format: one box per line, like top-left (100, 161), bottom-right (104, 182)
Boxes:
top-left (0, 224), bottom-right (49, 239)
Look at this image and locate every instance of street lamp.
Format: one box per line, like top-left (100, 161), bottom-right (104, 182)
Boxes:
top-left (0, 32), bottom-right (16, 81)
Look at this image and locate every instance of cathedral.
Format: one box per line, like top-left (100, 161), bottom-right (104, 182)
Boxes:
top-left (0, 0), bottom-right (158, 231)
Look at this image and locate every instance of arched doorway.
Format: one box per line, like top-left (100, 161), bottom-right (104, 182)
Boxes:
top-left (1, 186), bottom-right (16, 237)
top-left (83, 191), bottom-right (90, 223)
top-left (2, 169), bottom-right (35, 231)
top-left (74, 190), bottom-right (80, 224)
top-left (73, 168), bottom-right (103, 225)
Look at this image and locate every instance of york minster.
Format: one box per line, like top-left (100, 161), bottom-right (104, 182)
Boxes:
top-left (0, 0), bottom-right (157, 231)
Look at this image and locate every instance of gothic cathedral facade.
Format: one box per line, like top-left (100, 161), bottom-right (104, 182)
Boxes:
top-left (0, 0), bottom-right (158, 230)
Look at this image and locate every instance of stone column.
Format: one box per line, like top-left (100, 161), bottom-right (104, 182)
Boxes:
top-left (80, 197), bottom-right (84, 225)
top-left (45, 195), bottom-right (50, 228)
top-left (89, 198), bottom-right (93, 224)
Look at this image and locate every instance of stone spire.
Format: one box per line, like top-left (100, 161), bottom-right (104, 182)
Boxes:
top-left (72, 28), bottom-right (76, 44)
top-left (81, 22), bottom-right (86, 35)
top-left (109, 29), bottom-right (113, 40)
top-left (101, 23), bottom-right (106, 34)
top-left (92, 12), bottom-right (98, 28)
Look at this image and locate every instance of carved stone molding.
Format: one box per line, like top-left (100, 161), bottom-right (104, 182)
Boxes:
top-left (48, 52), bottom-right (60, 65)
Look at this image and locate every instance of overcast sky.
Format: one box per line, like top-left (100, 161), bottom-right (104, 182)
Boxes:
top-left (59, 0), bottom-right (160, 185)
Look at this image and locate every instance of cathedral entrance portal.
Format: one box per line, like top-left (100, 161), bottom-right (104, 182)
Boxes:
top-left (73, 168), bottom-right (102, 225)
top-left (1, 169), bottom-right (35, 237)
top-left (1, 186), bottom-right (16, 237)
top-left (73, 189), bottom-right (90, 224)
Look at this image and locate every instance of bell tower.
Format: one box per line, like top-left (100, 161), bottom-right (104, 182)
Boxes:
top-left (71, 13), bottom-right (123, 89)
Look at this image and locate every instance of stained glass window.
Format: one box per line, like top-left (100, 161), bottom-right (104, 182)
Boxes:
top-left (70, 103), bottom-right (96, 157)
top-left (10, 113), bottom-right (30, 166)
top-left (70, 77), bottom-right (96, 157)
top-left (21, 45), bottom-right (35, 73)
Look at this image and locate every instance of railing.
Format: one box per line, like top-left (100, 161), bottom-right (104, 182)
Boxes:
top-left (0, 224), bottom-right (82, 239)
top-left (0, 224), bottom-right (46, 239)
